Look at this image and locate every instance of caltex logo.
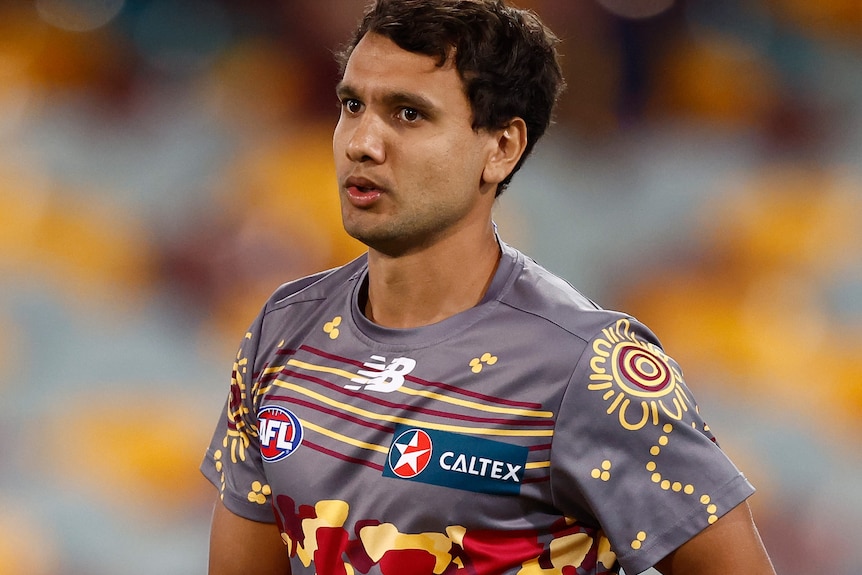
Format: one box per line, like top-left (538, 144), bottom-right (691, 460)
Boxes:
top-left (258, 406), bottom-right (303, 462)
top-left (388, 428), bottom-right (433, 478)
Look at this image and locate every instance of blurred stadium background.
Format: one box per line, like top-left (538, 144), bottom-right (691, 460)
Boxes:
top-left (1, 0), bottom-right (860, 573)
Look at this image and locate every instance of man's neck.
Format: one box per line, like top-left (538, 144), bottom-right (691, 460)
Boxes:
top-left (364, 225), bottom-right (501, 329)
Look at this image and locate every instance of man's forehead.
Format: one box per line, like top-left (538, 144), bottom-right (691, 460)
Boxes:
top-left (338, 34), bottom-right (465, 106)
top-left (342, 33), bottom-right (456, 81)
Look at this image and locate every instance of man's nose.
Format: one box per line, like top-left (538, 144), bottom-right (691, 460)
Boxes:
top-left (345, 113), bottom-right (386, 164)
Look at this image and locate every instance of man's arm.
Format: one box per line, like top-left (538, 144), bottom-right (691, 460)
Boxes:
top-left (654, 500), bottom-right (775, 575)
top-left (208, 497), bottom-right (291, 575)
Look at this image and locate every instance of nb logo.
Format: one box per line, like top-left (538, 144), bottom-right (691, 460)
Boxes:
top-left (346, 355), bottom-right (417, 393)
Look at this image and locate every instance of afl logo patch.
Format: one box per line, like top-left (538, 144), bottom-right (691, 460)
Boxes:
top-left (258, 406), bottom-right (303, 462)
top-left (388, 428), bottom-right (433, 478)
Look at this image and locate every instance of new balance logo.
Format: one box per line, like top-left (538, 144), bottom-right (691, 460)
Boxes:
top-left (346, 355), bottom-right (417, 393)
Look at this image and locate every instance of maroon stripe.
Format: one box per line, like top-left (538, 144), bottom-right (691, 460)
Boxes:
top-left (404, 374), bottom-right (544, 410)
top-left (299, 345), bottom-right (544, 410)
top-left (274, 368), bottom-right (554, 428)
top-left (269, 394), bottom-right (395, 434)
top-left (522, 475), bottom-right (550, 484)
top-left (302, 439), bottom-right (384, 472)
top-left (300, 345), bottom-right (367, 368)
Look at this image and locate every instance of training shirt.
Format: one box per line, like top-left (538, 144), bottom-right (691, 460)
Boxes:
top-left (201, 241), bottom-right (755, 575)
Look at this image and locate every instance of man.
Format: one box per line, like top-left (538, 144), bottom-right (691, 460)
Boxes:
top-left (202, 1), bottom-right (776, 573)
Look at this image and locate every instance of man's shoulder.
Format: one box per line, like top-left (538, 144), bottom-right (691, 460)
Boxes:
top-left (263, 254), bottom-right (367, 314)
top-left (502, 248), bottom-right (629, 341)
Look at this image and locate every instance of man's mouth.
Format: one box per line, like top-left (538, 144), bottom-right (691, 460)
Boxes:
top-left (345, 178), bottom-right (384, 207)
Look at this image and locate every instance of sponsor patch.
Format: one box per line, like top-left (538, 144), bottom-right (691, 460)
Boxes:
top-left (384, 425), bottom-right (528, 495)
top-left (258, 405), bottom-right (303, 462)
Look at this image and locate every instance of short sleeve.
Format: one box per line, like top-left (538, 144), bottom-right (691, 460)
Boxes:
top-left (550, 316), bottom-right (755, 575)
top-left (201, 311), bottom-right (276, 523)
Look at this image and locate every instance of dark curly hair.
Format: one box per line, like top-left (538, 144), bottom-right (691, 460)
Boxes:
top-left (335, 0), bottom-right (566, 196)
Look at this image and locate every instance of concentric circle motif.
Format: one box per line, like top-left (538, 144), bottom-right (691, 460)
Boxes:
top-left (587, 319), bottom-right (693, 431)
top-left (612, 343), bottom-right (674, 397)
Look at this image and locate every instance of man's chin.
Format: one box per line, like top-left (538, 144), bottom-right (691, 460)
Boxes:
top-left (346, 230), bottom-right (419, 258)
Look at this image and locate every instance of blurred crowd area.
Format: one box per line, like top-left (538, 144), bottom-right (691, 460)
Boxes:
top-left (1, 0), bottom-right (861, 573)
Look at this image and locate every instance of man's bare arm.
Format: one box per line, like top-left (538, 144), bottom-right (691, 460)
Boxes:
top-left (654, 500), bottom-right (775, 575)
top-left (208, 497), bottom-right (291, 575)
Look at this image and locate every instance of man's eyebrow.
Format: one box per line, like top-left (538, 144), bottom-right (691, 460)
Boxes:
top-left (381, 91), bottom-right (437, 113)
top-left (335, 81), bottom-right (356, 99)
top-left (335, 82), bottom-right (438, 113)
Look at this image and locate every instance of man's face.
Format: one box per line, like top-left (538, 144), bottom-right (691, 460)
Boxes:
top-left (333, 33), bottom-right (499, 256)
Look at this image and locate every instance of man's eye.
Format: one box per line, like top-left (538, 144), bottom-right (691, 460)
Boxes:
top-left (343, 99), bottom-right (362, 114)
top-left (398, 108), bottom-right (421, 122)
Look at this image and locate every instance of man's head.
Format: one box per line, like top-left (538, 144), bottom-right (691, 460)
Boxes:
top-left (336, 0), bottom-right (565, 196)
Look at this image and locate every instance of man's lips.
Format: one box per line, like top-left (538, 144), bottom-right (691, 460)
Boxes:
top-left (344, 177), bottom-right (385, 208)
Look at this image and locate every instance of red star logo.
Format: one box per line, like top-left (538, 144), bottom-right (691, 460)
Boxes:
top-left (389, 429), bottom-right (433, 478)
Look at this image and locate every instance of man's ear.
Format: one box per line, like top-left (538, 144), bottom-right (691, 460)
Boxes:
top-left (482, 117), bottom-right (527, 187)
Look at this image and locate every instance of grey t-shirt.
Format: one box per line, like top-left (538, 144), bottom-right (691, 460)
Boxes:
top-left (202, 241), bottom-right (754, 575)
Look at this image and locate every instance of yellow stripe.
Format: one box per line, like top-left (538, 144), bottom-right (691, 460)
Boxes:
top-left (300, 419), bottom-right (390, 454)
top-left (526, 460), bottom-right (550, 469)
top-left (273, 380), bottom-right (553, 438)
top-left (398, 386), bottom-right (553, 419)
top-left (287, 358), bottom-right (553, 419)
top-left (287, 358), bottom-right (358, 380)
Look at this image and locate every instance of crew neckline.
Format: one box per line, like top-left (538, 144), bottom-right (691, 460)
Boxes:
top-left (349, 241), bottom-right (521, 349)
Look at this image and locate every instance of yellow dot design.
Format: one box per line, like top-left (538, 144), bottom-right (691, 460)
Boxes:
top-left (213, 449), bottom-right (228, 494)
top-left (642, 420), bottom-right (720, 534)
top-left (631, 417), bottom-right (723, 549)
top-left (591, 459), bottom-right (613, 482)
top-left (247, 481), bottom-right (272, 505)
top-left (631, 531), bottom-right (647, 550)
top-left (324, 316), bottom-right (342, 340)
top-left (645, 423), bottom-right (695, 494)
top-left (469, 352), bottom-right (498, 373)
top-left (701, 495), bottom-right (719, 524)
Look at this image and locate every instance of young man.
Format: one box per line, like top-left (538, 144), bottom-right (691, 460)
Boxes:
top-left (203, 1), bottom-right (776, 573)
